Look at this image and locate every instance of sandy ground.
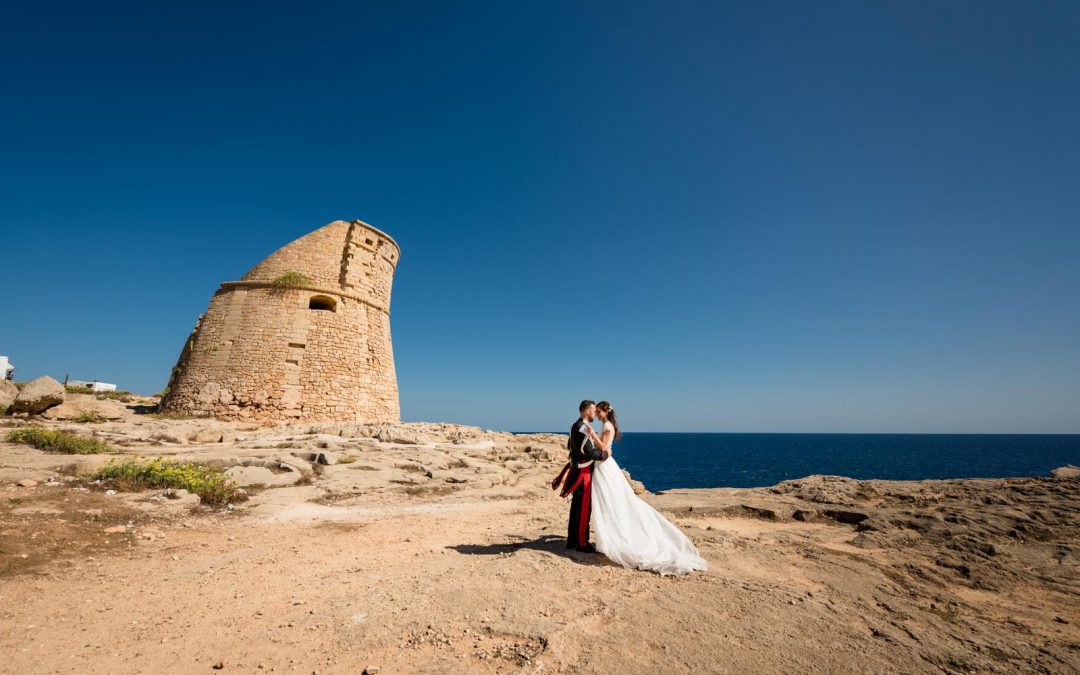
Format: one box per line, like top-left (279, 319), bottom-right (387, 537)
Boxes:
top-left (1, 404), bottom-right (1078, 674)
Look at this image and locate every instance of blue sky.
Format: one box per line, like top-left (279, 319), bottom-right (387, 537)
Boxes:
top-left (2, 1), bottom-right (1078, 432)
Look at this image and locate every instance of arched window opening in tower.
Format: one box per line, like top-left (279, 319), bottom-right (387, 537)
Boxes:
top-left (309, 295), bottom-right (337, 312)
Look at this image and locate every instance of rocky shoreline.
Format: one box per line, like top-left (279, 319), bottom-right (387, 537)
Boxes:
top-left (1, 398), bottom-right (1077, 673)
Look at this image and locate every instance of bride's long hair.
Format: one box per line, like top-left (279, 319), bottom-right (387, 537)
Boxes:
top-left (596, 401), bottom-right (622, 441)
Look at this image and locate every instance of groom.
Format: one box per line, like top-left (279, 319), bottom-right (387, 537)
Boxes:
top-left (556, 400), bottom-right (609, 552)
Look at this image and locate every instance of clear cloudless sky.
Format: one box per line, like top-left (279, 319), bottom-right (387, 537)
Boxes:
top-left (1, 1), bottom-right (1078, 433)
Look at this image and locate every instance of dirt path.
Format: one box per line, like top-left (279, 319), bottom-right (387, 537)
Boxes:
top-left (0, 487), bottom-right (904, 674)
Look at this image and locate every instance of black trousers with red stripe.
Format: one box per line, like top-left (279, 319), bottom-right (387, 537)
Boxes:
top-left (565, 464), bottom-right (594, 548)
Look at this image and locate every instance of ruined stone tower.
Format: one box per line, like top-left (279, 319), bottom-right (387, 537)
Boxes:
top-left (160, 219), bottom-right (400, 423)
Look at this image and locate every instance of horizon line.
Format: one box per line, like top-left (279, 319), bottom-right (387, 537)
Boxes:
top-left (505, 430), bottom-right (1080, 436)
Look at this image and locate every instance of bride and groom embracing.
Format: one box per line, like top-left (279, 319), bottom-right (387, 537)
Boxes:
top-left (551, 400), bottom-right (708, 576)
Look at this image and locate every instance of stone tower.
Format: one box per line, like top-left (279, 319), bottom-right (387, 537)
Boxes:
top-left (160, 219), bottom-right (401, 423)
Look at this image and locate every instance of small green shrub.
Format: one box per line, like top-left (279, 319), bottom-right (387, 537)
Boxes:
top-left (154, 387), bottom-right (170, 398)
top-left (337, 454), bottom-right (358, 464)
top-left (65, 385), bottom-right (94, 395)
top-left (270, 271), bottom-right (313, 289)
top-left (6, 427), bottom-right (113, 454)
top-left (74, 411), bottom-right (108, 424)
top-left (93, 458), bottom-right (244, 507)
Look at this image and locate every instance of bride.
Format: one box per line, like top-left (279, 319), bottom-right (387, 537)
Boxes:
top-left (585, 401), bottom-right (708, 576)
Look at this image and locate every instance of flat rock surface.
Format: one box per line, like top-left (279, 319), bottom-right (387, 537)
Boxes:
top-left (0, 412), bottom-right (1077, 673)
top-left (40, 394), bottom-right (129, 421)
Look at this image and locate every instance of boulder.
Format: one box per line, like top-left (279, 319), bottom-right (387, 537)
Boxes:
top-left (505, 460), bottom-right (530, 472)
top-left (41, 396), bottom-right (128, 421)
top-left (150, 432), bottom-right (186, 444)
top-left (292, 451), bottom-right (339, 465)
top-left (11, 376), bottom-right (65, 414)
top-left (622, 470), bottom-right (649, 496)
top-left (225, 465), bottom-right (278, 486)
top-left (224, 463), bottom-right (303, 487)
top-left (769, 475), bottom-right (869, 505)
top-left (0, 380), bottom-right (18, 411)
top-left (373, 426), bottom-right (428, 445)
top-left (1051, 465), bottom-right (1080, 479)
top-left (190, 428), bottom-right (225, 444)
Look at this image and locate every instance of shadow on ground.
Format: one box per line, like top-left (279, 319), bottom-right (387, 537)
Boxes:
top-left (448, 534), bottom-right (610, 566)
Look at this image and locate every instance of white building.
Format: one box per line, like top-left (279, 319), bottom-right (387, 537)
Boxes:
top-left (0, 356), bottom-right (13, 380)
top-left (66, 379), bottom-right (117, 393)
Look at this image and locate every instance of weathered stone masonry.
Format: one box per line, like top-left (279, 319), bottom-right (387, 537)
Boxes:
top-left (160, 220), bottom-right (400, 422)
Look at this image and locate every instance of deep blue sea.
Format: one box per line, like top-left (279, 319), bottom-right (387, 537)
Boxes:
top-left (522, 433), bottom-right (1080, 492)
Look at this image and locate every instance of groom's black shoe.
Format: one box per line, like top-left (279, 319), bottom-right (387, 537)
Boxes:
top-left (575, 543), bottom-right (597, 553)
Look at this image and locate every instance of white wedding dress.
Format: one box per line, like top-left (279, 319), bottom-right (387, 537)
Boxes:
top-left (591, 421), bottom-right (708, 576)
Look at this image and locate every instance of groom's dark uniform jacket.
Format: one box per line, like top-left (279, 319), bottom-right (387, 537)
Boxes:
top-left (564, 418), bottom-right (607, 548)
top-left (568, 419), bottom-right (603, 465)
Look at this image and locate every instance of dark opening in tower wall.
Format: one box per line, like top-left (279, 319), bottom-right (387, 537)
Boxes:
top-left (309, 295), bottom-right (337, 312)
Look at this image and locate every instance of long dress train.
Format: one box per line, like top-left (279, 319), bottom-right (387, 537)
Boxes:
top-left (590, 422), bottom-right (708, 576)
